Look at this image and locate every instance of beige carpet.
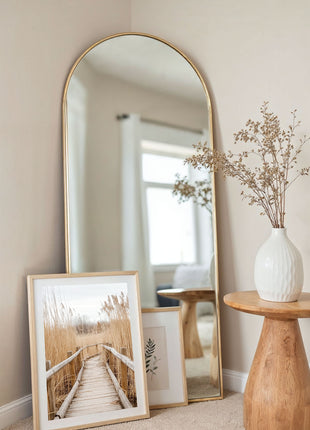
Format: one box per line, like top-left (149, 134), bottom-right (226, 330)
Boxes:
top-left (4, 392), bottom-right (244, 430)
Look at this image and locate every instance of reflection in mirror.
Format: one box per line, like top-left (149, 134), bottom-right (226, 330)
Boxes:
top-left (64, 33), bottom-right (222, 401)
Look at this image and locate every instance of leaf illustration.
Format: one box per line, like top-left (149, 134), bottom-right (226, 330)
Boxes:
top-left (144, 337), bottom-right (160, 377)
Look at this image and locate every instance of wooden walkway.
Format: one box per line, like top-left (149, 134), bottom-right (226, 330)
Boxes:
top-left (65, 355), bottom-right (122, 417)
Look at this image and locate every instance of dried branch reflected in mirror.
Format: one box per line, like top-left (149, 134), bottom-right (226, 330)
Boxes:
top-left (63, 33), bottom-right (222, 401)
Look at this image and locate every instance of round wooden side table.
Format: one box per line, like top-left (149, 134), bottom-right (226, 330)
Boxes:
top-left (224, 290), bottom-right (310, 430)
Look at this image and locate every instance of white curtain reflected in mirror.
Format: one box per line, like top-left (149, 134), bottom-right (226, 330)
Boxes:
top-left (63, 33), bottom-right (222, 401)
top-left (67, 76), bottom-right (87, 271)
top-left (120, 114), bottom-right (155, 307)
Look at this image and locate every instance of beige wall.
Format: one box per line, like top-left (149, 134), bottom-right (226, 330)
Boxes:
top-left (1, 0), bottom-right (310, 409)
top-left (0, 0), bottom-right (131, 408)
top-left (131, 0), bottom-right (310, 373)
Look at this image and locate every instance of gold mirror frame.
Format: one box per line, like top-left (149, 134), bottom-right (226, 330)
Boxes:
top-left (62, 32), bottom-right (223, 402)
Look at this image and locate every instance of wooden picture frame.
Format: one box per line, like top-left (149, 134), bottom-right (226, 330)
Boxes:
top-left (27, 271), bottom-right (149, 430)
top-left (142, 307), bottom-right (188, 409)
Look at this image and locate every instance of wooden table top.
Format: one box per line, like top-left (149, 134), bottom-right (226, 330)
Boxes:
top-left (224, 290), bottom-right (310, 319)
top-left (157, 287), bottom-right (215, 302)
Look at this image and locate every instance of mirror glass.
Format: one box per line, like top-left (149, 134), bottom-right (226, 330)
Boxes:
top-left (63, 33), bottom-right (222, 401)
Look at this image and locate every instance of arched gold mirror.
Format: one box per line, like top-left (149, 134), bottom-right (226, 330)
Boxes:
top-left (63, 32), bottom-right (222, 401)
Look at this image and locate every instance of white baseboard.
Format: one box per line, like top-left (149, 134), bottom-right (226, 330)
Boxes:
top-left (223, 361), bottom-right (310, 394)
top-left (0, 395), bottom-right (32, 430)
top-left (223, 368), bottom-right (248, 393)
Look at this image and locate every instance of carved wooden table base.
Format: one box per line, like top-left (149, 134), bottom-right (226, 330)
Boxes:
top-left (224, 291), bottom-right (310, 430)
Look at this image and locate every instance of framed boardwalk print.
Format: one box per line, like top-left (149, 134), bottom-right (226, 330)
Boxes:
top-left (142, 307), bottom-right (188, 409)
top-left (27, 272), bottom-right (149, 430)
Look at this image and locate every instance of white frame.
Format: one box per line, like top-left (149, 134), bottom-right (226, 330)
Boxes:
top-left (142, 307), bottom-right (188, 409)
top-left (27, 272), bottom-right (149, 430)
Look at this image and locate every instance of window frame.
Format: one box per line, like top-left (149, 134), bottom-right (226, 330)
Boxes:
top-left (140, 121), bottom-right (206, 270)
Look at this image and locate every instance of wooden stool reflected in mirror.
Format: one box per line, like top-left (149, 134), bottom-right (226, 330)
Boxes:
top-left (157, 287), bottom-right (218, 387)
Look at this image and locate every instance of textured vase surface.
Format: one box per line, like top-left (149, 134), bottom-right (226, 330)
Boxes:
top-left (254, 228), bottom-right (303, 302)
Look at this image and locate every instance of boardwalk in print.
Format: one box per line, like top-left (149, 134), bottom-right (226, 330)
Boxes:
top-left (65, 355), bottom-right (122, 417)
top-left (48, 345), bottom-right (135, 420)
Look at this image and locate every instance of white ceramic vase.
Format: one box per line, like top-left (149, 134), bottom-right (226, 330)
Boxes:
top-left (254, 228), bottom-right (303, 302)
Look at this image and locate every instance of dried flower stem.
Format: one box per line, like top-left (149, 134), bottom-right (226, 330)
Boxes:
top-left (174, 102), bottom-right (309, 228)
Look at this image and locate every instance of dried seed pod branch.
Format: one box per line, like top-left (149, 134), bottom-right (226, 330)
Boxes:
top-left (174, 102), bottom-right (309, 228)
top-left (173, 175), bottom-right (213, 214)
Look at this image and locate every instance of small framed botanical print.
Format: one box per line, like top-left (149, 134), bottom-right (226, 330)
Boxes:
top-left (27, 272), bottom-right (149, 430)
top-left (142, 307), bottom-right (188, 409)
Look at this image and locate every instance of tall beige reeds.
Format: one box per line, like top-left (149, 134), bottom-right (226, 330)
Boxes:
top-left (44, 291), bottom-right (78, 413)
top-left (100, 292), bottom-right (133, 358)
top-left (99, 292), bottom-right (136, 404)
